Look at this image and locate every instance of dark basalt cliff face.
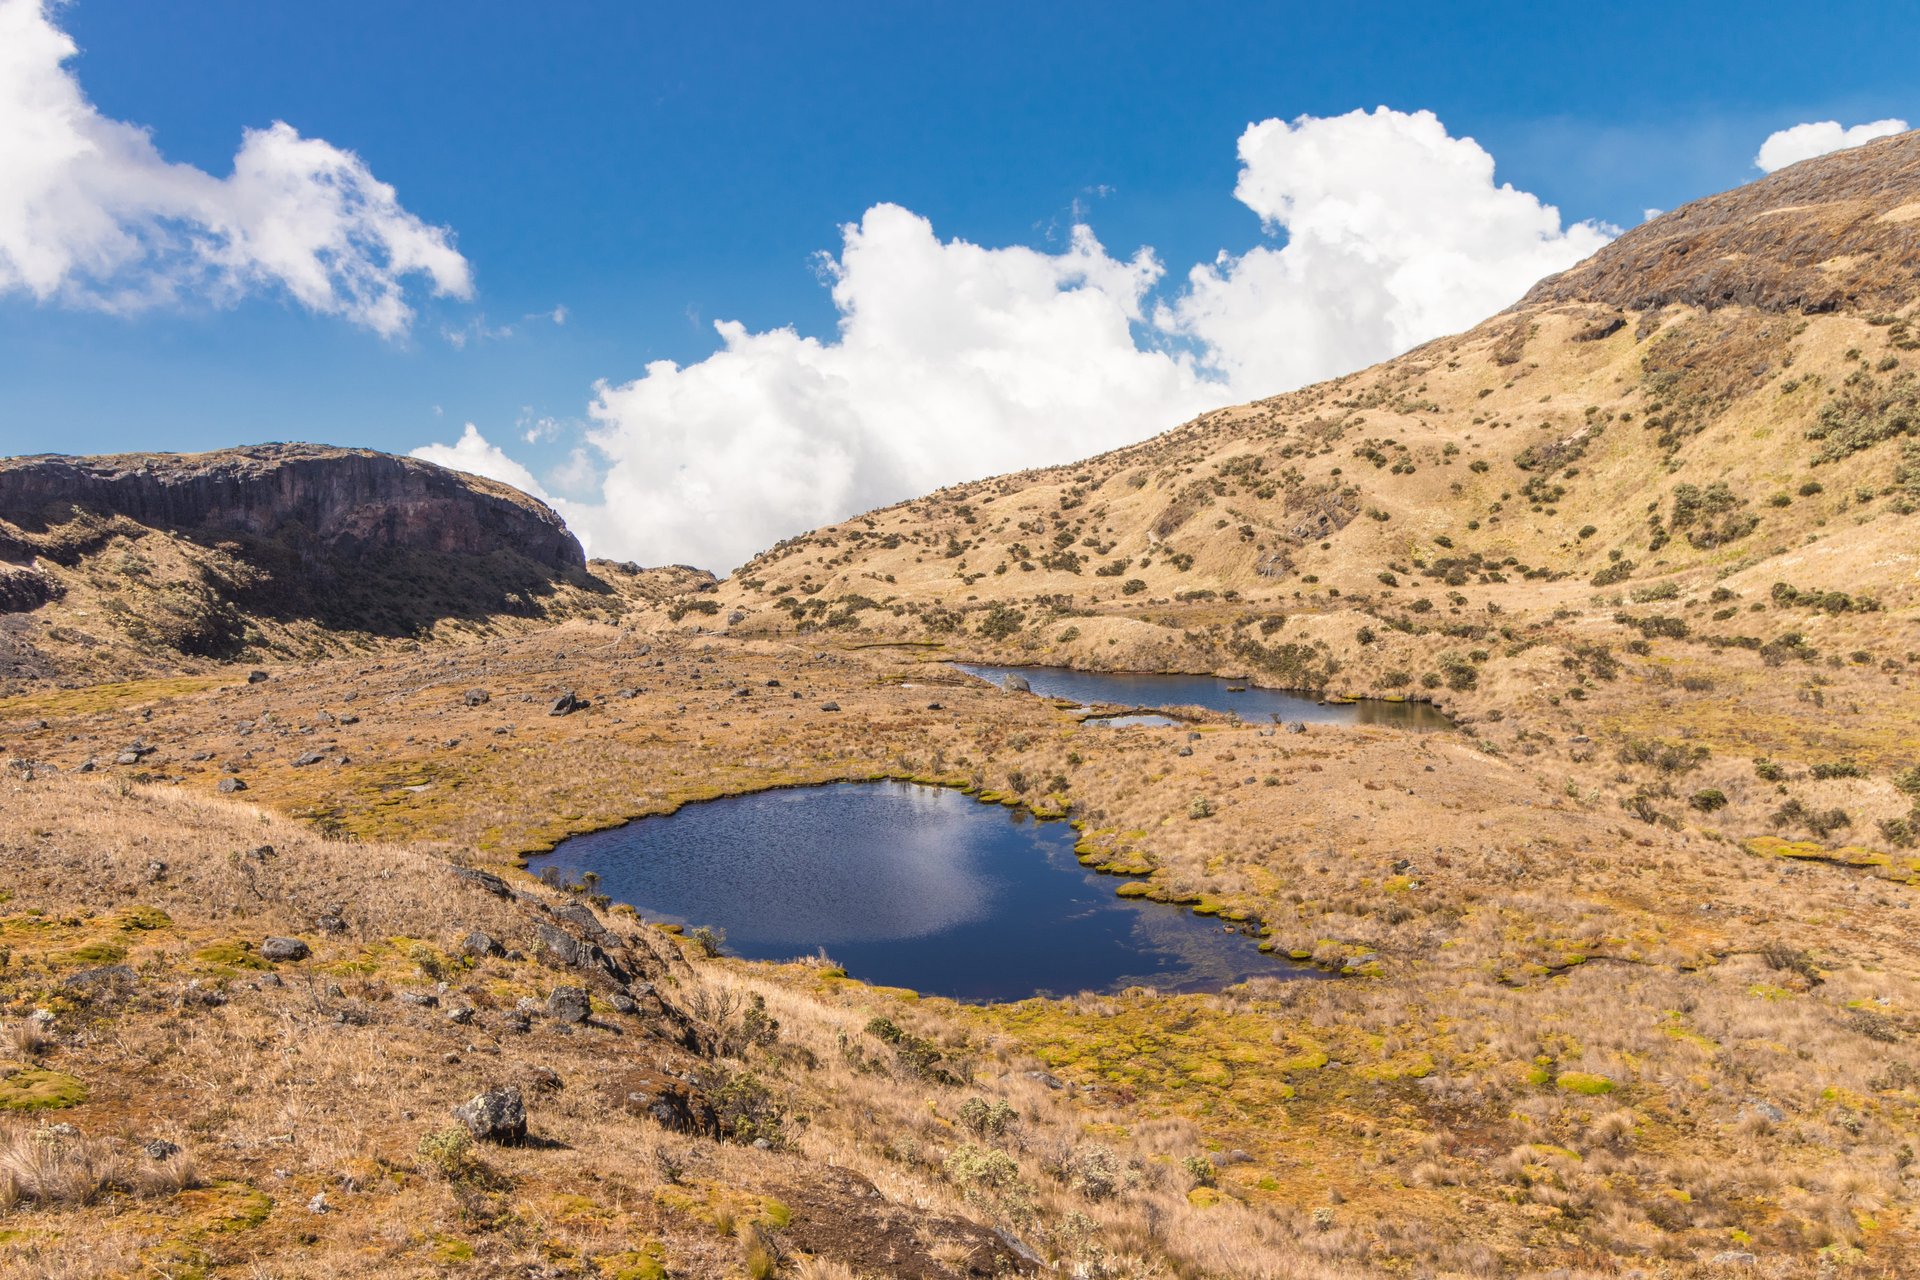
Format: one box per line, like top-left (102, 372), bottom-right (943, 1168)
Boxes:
top-left (0, 443), bottom-right (584, 572)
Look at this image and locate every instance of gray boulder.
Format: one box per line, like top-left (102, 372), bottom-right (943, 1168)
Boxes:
top-left (452, 1085), bottom-right (526, 1144)
top-left (462, 929), bottom-right (506, 958)
top-left (451, 866), bottom-right (513, 898)
top-left (260, 936), bottom-right (310, 962)
top-left (546, 986), bottom-right (591, 1024)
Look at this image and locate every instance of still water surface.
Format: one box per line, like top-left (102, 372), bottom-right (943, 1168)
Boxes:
top-left (536, 781), bottom-right (1306, 1002)
top-left (955, 663), bottom-right (1453, 729)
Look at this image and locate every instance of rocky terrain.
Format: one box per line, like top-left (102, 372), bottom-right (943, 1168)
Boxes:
top-left (2, 134), bottom-right (1919, 1279)
top-left (0, 444), bottom-right (711, 688)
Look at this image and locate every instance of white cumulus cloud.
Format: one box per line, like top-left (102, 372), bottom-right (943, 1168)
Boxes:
top-left (412, 424), bottom-right (552, 503)
top-left (419, 108), bottom-right (1616, 571)
top-left (1156, 107), bottom-right (1615, 395)
top-left (565, 204), bottom-right (1219, 569)
top-left (1755, 118), bottom-right (1909, 173)
top-left (0, 0), bottom-right (469, 335)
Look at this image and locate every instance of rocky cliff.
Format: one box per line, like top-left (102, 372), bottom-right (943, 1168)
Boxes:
top-left (0, 444), bottom-right (681, 680)
top-left (0, 443), bottom-right (584, 573)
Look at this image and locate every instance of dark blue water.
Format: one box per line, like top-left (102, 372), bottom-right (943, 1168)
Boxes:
top-left (536, 781), bottom-right (1303, 1002)
top-left (955, 663), bottom-right (1452, 730)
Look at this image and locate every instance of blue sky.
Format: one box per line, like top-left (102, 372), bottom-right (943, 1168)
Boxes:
top-left (0, 0), bottom-right (1913, 566)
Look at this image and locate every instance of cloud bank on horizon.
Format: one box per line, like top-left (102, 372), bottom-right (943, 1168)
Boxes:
top-left (428, 107), bottom-right (1620, 570)
top-left (0, 0), bottom-right (469, 336)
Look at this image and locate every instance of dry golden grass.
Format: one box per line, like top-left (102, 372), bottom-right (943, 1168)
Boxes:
top-left (6, 142), bottom-right (1920, 1278)
top-left (5, 611), bottom-right (1917, 1275)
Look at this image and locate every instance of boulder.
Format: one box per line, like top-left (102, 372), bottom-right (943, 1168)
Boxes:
top-left (535, 922), bottom-right (587, 968)
top-left (546, 986), bottom-right (591, 1024)
top-left (260, 936), bottom-right (310, 962)
top-left (452, 1085), bottom-right (527, 1144)
top-left (462, 929), bottom-right (506, 958)
top-left (450, 866), bottom-right (513, 898)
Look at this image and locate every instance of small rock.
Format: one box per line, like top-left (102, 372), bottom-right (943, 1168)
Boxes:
top-left (260, 936), bottom-right (310, 963)
top-left (609, 992), bottom-right (638, 1015)
top-left (143, 1138), bottom-right (181, 1161)
top-left (463, 688), bottom-right (490, 707)
top-left (549, 691), bottom-right (584, 716)
top-left (819, 701), bottom-right (841, 712)
top-left (1004, 674), bottom-right (1031, 693)
top-left (1709, 1253), bottom-right (1757, 1268)
top-left (291, 751), bottom-right (325, 768)
top-left (1025, 1070), bottom-right (1065, 1090)
top-left (114, 751), bottom-right (142, 766)
top-left (247, 671), bottom-right (270, 684)
top-left (926, 701), bottom-right (942, 710)
top-left (462, 929), bottom-right (505, 958)
top-left (399, 991), bottom-right (439, 1008)
top-left (453, 1085), bottom-right (527, 1143)
top-left (308, 1191), bottom-right (330, 1214)
top-left (217, 777), bottom-right (248, 793)
top-left (527, 1066), bottom-right (564, 1093)
top-left (546, 986), bottom-right (591, 1025)
top-left (445, 1005), bottom-right (476, 1025)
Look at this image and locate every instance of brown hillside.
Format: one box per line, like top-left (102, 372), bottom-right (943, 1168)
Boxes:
top-left (6, 135), bottom-right (1920, 1280)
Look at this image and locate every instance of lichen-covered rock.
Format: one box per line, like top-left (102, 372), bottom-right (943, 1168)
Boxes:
top-left (452, 1085), bottom-right (526, 1144)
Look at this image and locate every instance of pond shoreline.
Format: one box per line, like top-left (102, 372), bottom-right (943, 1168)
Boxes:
top-left (530, 776), bottom-right (1330, 1001)
top-left (951, 661), bottom-right (1457, 731)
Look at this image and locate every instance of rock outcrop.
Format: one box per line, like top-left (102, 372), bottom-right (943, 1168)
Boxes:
top-left (0, 443), bottom-right (583, 572)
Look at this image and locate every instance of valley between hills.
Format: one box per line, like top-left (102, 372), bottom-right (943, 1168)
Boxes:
top-left (2, 134), bottom-right (1920, 1279)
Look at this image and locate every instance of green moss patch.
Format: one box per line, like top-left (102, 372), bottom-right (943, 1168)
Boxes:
top-left (0, 1068), bottom-right (88, 1111)
top-left (1555, 1071), bottom-right (1616, 1095)
top-left (193, 940), bottom-right (271, 971)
